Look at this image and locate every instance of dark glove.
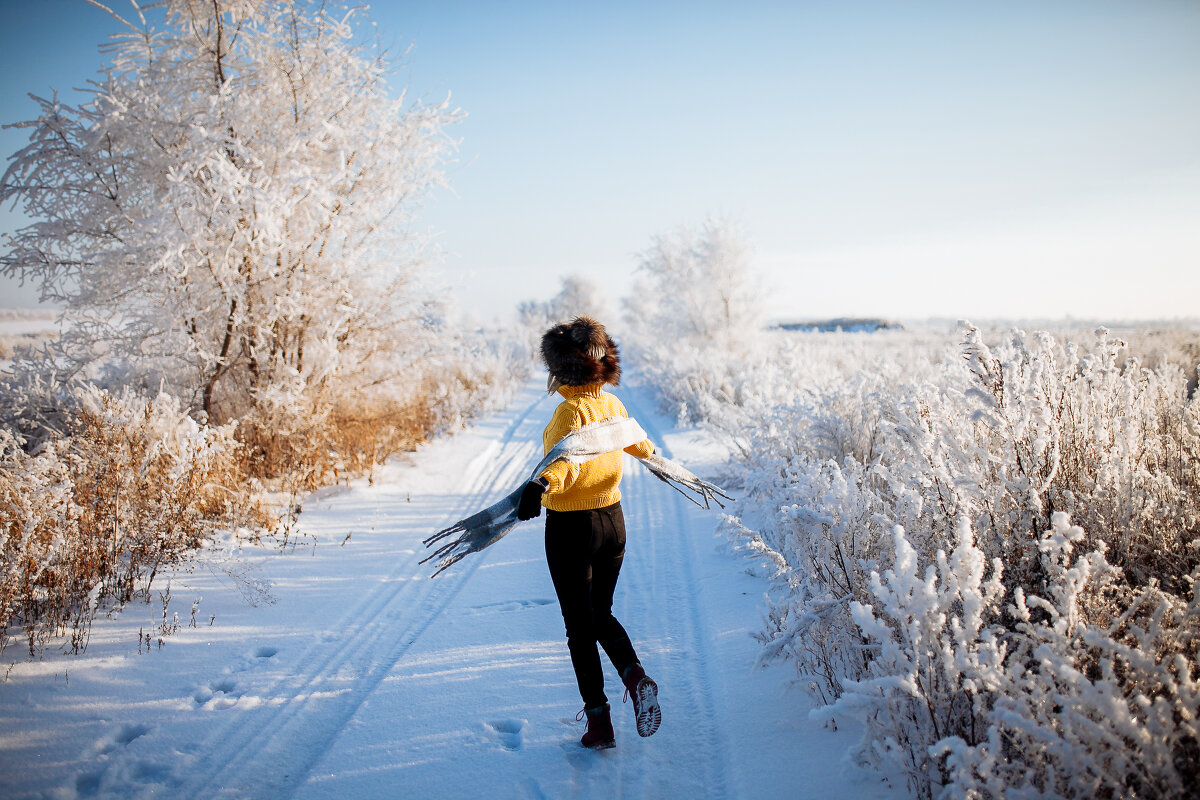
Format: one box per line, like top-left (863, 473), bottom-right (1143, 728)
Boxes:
top-left (517, 477), bottom-right (550, 521)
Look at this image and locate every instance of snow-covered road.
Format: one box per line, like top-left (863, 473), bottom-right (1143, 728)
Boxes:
top-left (0, 381), bottom-right (902, 799)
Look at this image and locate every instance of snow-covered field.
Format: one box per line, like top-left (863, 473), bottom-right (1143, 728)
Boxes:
top-left (0, 379), bottom-right (903, 800)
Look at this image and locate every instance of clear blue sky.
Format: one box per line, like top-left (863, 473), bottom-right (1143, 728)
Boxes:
top-left (2, 0), bottom-right (1198, 322)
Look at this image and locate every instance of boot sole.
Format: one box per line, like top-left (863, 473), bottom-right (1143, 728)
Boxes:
top-left (635, 678), bottom-right (661, 737)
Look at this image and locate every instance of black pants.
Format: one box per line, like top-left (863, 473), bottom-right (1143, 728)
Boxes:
top-left (545, 502), bottom-right (639, 709)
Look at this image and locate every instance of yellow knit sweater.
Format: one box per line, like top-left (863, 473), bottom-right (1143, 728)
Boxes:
top-left (538, 384), bottom-right (655, 512)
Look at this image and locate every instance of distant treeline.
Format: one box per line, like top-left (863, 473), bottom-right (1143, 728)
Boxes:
top-left (774, 317), bottom-right (903, 333)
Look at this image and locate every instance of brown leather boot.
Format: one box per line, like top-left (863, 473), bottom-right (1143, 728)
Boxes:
top-left (621, 663), bottom-right (661, 737)
top-left (578, 703), bottom-right (616, 749)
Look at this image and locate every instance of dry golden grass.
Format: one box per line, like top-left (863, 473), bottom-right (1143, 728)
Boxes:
top-left (1, 392), bottom-right (269, 656)
top-left (0, 388), bottom-right (443, 656)
top-left (235, 394), bottom-right (436, 491)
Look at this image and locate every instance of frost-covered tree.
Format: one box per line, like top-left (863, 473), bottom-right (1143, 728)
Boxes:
top-left (1, 0), bottom-right (460, 424)
top-left (621, 219), bottom-right (769, 421)
top-left (625, 218), bottom-right (765, 353)
top-left (517, 273), bottom-right (613, 346)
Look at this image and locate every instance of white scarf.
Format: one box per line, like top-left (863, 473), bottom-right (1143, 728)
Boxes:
top-left (422, 417), bottom-right (730, 577)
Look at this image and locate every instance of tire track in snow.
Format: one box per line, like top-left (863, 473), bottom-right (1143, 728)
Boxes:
top-left (613, 386), bottom-right (736, 799)
top-left (166, 387), bottom-right (552, 800)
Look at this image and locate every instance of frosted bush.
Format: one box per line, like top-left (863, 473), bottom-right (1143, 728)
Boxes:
top-left (0, 387), bottom-right (262, 656)
top-left (821, 520), bottom-right (1007, 796)
top-left (0, 345), bottom-right (85, 448)
top-left (633, 317), bottom-right (1200, 798)
top-left (742, 454), bottom-right (890, 701)
top-left (931, 513), bottom-right (1200, 800)
top-left (421, 321), bottom-right (532, 437)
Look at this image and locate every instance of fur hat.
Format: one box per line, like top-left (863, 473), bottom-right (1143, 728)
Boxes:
top-left (541, 315), bottom-right (621, 388)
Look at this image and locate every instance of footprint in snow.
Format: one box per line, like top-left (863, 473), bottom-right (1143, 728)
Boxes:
top-left (128, 759), bottom-right (172, 783)
top-left (486, 719), bottom-right (525, 751)
top-left (75, 769), bottom-right (104, 797)
top-left (94, 722), bottom-right (152, 755)
top-left (194, 678), bottom-right (241, 709)
top-left (230, 644), bottom-right (280, 673)
top-left (77, 723), bottom-right (155, 797)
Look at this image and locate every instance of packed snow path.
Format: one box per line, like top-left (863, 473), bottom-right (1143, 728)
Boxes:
top-left (0, 381), bottom-right (902, 799)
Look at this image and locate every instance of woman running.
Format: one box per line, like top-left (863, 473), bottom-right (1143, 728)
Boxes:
top-left (516, 315), bottom-right (662, 749)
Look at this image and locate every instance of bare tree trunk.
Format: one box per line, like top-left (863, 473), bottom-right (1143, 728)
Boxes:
top-left (203, 296), bottom-right (238, 422)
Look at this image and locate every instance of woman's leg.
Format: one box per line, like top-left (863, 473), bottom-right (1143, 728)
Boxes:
top-left (590, 504), bottom-right (638, 676)
top-left (545, 509), bottom-right (608, 708)
top-left (588, 505), bottom-right (662, 739)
